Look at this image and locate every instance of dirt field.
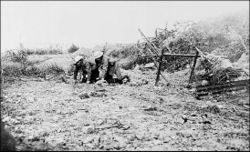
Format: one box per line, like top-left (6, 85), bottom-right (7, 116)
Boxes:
top-left (1, 69), bottom-right (249, 151)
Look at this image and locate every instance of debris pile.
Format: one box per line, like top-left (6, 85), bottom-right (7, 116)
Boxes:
top-left (195, 49), bottom-right (249, 85)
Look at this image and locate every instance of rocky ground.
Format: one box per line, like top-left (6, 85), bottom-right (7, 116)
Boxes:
top-left (1, 69), bottom-right (249, 151)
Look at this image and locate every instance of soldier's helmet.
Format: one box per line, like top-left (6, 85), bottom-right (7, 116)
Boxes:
top-left (93, 51), bottom-right (103, 59)
top-left (74, 56), bottom-right (83, 63)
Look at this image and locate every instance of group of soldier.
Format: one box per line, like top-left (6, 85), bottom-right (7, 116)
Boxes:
top-left (0, 48), bottom-right (133, 151)
top-left (73, 48), bottom-right (130, 84)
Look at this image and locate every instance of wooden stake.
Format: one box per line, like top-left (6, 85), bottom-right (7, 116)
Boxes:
top-left (155, 48), bottom-right (165, 86)
top-left (138, 29), bottom-right (169, 84)
top-left (188, 50), bottom-right (199, 84)
top-left (145, 48), bottom-right (169, 83)
top-left (138, 29), bottom-right (159, 56)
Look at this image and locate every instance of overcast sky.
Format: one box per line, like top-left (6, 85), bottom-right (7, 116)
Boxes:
top-left (1, 1), bottom-right (249, 52)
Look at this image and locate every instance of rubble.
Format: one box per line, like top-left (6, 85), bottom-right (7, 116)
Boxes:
top-left (79, 93), bottom-right (90, 99)
top-left (90, 91), bottom-right (107, 97)
top-left (195, 50), bottom-right (248, 86)
top-left (144, 63), bottom-right (156, 70)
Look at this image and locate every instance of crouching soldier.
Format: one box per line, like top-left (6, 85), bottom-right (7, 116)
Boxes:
top-left (73, 56), bottom-right (88, 83)
top-left (94, 50), bottom-right (130, 84)
top-left (84, 57), bottom-right (101, 84)
top-left (101, 59), bottom-right (130, 84)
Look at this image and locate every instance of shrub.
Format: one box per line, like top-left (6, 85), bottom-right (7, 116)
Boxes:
top-left (2, 62), bottom-right (65, 79)
top-left (136, 11), bottom-right (249, 72)
top-left (43, 64), bottom-right (65, 75)
top-left (106, 45), bottom-right (140, 70)
top-left (68, 44), bottom-right (79, 54)
top-left (25, 66), bottom-right (44, 76)
top-left (67, 64), bottom-right (75, 76)
top-left (2, 64), bottom-right (23, 77)
top-left (17, 48), bottom-right (63, 55)
top-left (6, 50), bottom-right (28, 66)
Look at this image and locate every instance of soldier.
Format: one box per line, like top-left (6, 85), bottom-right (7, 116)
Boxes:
top-left (84, 55), bottom-right (101, 84)
top-left (73, 56), bottom-right (88, 83)
top-left (73, 54), bottom-right (102, 84)
top-left (91, 50), bottom-right (130, 84)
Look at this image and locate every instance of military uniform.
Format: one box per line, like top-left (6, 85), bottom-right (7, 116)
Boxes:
top-left (98, 55), bottom-right (130, 84)
top-left (84, 57), bottom-right (100, 83)
top-left (73, 57), bottom-right (88, 82)
top-left (77, 50), bottom-right (130, 84)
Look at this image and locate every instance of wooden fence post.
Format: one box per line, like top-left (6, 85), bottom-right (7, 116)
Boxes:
top-left (188, 50), bottom-right (199, 85)
top-left (138, 29), bottom-right (169, 84)
top-left (155, 48), bottom-right (165, 86)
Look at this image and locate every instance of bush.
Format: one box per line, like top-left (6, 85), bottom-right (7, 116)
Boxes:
top-left (2, 63), bottom-right (65, 79)
top-left (6, 50), bottom-right (28, 65)
top-left (106, 45), bottom-right (140, 70)
top-left (2, 65), bottom-right (23, 77)
top-left (68, 44), bottom-right (79, 54)
top-left (67, 64), bottom-right (75, 76)
top-left (25, 66), bottom-right (44, 77)
top-left (136, 11), bottom-right (249, 72)
top-left (44, 64), bottom-right (65, 75)
top-left (18, 48), bottom-right (63, 55)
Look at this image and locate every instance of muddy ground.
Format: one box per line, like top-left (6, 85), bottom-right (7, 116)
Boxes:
top-left (1, 69), bottom-right (249, 151)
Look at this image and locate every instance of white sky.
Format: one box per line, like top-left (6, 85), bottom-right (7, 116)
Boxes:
top-left (1, 1), bottom-right (249, 52)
